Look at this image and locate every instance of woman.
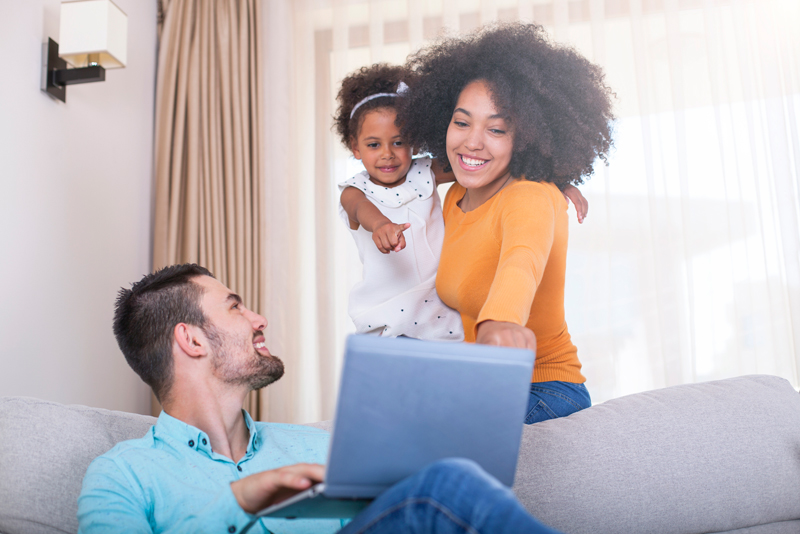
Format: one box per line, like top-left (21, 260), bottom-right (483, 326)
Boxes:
top-left (400, 23), bottom-right (614, 423)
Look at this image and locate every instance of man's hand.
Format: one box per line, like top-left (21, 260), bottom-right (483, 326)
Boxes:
top-left (476, 320), bottom-right (536, 350)
top-left (372, 221), bottom-right (410, 254)
top-left (230, 463), bottom-right (325, 514)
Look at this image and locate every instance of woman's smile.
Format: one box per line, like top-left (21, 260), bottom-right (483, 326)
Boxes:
top-left (457, 154), bottom-right (490, 170)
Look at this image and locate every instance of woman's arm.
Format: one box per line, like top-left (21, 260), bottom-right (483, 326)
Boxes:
top-left (340, 186), bottom-right (410, 253)
top-left (474, 186), bottom-right (559, 349)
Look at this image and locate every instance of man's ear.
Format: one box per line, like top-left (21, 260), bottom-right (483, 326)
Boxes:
top-left (173, 323), bottom-right (208, 359)
top-left (350, 138), bottom-right (362, 160)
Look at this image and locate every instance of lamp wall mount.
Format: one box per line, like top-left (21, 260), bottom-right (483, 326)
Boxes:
top-left (42, 38), bottom-right (106, 103)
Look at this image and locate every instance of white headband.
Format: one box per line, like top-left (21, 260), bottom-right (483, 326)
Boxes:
top-left (349, 81), bottom-right (409, 119)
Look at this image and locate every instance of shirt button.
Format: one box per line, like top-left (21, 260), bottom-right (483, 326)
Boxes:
top-left (237, 465), bottom-right (242, 472)
top-left (188, 440), bottom-right (195, 447)
top-left (228, 526), bottom-right (236, 533)
top-left (202, 438), bottom-right (207, 445)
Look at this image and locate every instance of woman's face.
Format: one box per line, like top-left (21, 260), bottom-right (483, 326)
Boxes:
top-left (446, 80), bottom-right (514, 194)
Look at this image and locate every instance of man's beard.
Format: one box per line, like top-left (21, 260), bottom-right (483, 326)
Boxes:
top-left (204, 325), bottom-right (284, 390)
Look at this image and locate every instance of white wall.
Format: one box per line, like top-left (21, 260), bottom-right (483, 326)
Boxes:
top-left (0, 0), bottom-right (156, 414)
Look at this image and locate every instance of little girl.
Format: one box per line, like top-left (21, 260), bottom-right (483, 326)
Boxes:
top-left (334, 64), bottom-right (463, 340)
top-left (333, 63), bottom-right (587, 340)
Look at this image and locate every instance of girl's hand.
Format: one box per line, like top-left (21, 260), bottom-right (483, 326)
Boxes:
top-left (476, 320), bottom-right (536, 350)
top-left (373, 221), bottom-right (411, 253)
top-left (562, 185), bottom-right (588, 223)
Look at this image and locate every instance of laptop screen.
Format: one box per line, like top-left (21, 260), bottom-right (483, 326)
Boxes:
top-left (324, 335), bottom-right (535, 498)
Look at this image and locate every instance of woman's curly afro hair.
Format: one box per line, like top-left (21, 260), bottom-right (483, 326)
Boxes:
top-left (333, 63), bottom-right (408, 150)
top-left (399, 23), bottom-right (615, 188)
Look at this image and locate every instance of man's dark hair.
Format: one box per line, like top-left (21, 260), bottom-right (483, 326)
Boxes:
top-left (113, 264), bottom-right (214, 402)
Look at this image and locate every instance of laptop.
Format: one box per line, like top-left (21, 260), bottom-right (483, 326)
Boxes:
top-left (256, 334), bottom-right (534, 520)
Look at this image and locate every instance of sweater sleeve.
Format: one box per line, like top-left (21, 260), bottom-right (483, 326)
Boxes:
top-left (475, 185), bottom-right (557, 333)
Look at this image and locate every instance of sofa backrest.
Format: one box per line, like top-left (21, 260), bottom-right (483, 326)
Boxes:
top-left (0, 397), bottom-right (156, 534)
top-left (2, 375), bottom-right (799, 534)
top-left (512, 374), bottom-right (800, 534)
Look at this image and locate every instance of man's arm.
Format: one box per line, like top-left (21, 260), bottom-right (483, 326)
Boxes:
top-left (78, 457), bottom-right (154, 533)
top-left (78, 457), bottom-right (324, 534)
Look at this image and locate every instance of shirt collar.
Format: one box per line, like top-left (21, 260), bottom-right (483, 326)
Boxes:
top-left (341, 156), bottom-right (435, 208)
top-left (154, 409), bottom-right (260, 458)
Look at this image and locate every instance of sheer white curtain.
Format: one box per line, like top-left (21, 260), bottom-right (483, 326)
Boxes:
top-left (261, 0), bottom-right (800, 423)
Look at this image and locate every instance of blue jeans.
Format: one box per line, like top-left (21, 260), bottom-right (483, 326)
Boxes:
top-left (339, 458), bottom-right (562, 533)
top-left (525, 381), bottom-right (591, 424)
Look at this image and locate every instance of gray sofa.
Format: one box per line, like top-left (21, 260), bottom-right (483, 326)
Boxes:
top-left (2, 374), bottom-right (799, 533)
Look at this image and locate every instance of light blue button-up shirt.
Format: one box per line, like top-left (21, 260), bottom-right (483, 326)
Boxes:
top-left (77, 410), bottom-right (344, 534)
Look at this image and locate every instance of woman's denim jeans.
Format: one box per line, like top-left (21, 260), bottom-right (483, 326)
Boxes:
top-left (525, 381), bottom-right (591, 424)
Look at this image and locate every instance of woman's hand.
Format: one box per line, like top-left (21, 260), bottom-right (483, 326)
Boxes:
top-left (476, 320), bottom-right (536, 350)
top-left (372, 220), bottom-right (410, 253)
top-left (562, 185), bottom-right (588, 223)
top-left (230, 463), bottom-right (325, 514)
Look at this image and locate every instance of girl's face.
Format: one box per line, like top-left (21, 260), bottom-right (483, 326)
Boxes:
top-left (351, 108), bottom-right (413, 188)
top-left (446, 80), bottom-right (514, 194)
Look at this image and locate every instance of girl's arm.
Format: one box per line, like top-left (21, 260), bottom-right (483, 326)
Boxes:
top-left (431, 158), bottom-right (456, 185)
top-left (561, 184), bottom-right (588, 223)
top-left (340, 186), bottom-right (410, 254)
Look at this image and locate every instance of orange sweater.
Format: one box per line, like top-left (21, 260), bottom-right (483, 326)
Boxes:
top-left (436, 180), bottom-right (585, 384)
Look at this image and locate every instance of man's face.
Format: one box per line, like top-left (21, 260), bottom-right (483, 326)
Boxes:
top-left (194, 276), bottom-right (284, 390)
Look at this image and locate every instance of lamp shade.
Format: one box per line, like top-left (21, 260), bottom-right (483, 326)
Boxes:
top-left (59, 0), bottom-right (127, 69)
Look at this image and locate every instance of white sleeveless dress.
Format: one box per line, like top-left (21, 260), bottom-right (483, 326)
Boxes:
top-left (338, 157), bottom-right (464, 341)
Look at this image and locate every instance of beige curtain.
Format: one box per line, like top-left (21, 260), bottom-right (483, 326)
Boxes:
top-left (261, 0), bottom-right (800, 423)
top-left (154, 0), bottom-right (264, 418)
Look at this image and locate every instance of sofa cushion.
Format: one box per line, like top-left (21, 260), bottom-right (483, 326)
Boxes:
top-left (0, 397), bottom-right (156, 534)
top-left (512, 374), bottom-right (800, 534)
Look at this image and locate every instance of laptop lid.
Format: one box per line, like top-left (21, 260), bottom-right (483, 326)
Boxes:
top-left (323, 334), bottom-right (534, 498)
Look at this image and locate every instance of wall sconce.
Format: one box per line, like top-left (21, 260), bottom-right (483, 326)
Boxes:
top-left (42, 0), bottom-right (128, 103)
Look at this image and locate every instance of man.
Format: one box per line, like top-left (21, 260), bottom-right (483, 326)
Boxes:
top-left (78, 264), bottom-right (561, 533)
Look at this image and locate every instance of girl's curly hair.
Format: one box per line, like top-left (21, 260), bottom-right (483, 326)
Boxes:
top-left (333, 63), bottom-right (408, 149)
top-left (399, 23), bottom-right (615, 188)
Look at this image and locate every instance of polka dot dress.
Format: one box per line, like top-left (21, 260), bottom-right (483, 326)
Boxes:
top-left (338, 157), bottom-right (464, 341)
